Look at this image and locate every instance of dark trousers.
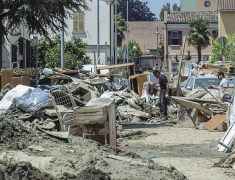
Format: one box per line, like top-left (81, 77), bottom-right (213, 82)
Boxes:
top-left (158, 90), bottom-right (167, 117)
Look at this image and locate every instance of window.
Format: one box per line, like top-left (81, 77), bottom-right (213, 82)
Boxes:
top-left (194, 78), bottom-right (220, 89)
top-left (168, 31), bottom-right (182, 45)
top-left (212, 30), bottom-right (218, 38)
top-left (185, 78), bottom-right (194, 89)
top-left (73, 11), bottom-right (85, 33)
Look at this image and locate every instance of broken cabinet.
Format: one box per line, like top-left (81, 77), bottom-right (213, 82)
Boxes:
top-left (73, 98), bottom-right (116, 146)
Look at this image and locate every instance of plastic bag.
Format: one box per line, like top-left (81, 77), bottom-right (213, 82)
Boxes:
top-left (0, 85), bottom-right (34, 110)
top-left (14, 88), bottom-right (52, 114)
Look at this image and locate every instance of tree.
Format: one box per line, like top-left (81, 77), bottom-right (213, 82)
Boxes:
top-left (187, 18), bottom-right (211, 64)
top-left (172, 3), bottom-right (181, 11)
top-left (159, 2), bottom-right (180, 21)
top-left (224, 33), bottom-right (235, 66)
top-left (184, 50), bottom-right (192, 60)
top-left (117, 0), bottom-right (156, 21)
top-left (116, 13), bottom-right (126, 47)
top-left (0, 0), bottom-right (90, 68)
top-left (210, 38), bottom-right (222, 63)
top-left (118, 40), bottom-right (142, 63)
top-left (158, 42), bottom-right (164, 63)
top-left (31, 36), bottom-right (91, 70)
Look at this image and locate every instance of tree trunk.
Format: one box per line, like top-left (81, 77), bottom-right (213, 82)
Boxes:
top-left (197, 46), bottom-right (202, 64)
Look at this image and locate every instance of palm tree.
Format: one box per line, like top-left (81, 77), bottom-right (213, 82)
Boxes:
top-left (187, 18), bottom-right (211, 64)
top-left (116, 13), bottom-right (127, 47)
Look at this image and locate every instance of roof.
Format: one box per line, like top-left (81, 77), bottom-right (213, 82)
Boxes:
top-left (166, 11), bottom-right (218, 23)
top-left (218, 0), bottom-right (235, 10)
top-left (123, 21), bottom-right (164, 53)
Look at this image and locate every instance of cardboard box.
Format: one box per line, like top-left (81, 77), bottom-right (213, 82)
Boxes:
top-left (72, 86), bottom-right (91, 102)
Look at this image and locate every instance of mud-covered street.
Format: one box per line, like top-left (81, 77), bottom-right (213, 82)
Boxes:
top-left (120, 124), bottom-right (235, 180)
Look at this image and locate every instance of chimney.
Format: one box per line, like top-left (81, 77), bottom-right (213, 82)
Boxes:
top-left (163, 6), bottom-right (169, 22)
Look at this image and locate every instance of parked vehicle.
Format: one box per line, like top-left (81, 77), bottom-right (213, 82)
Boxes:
top-left (181, 75), bottom-right (220, 94)
top-left (223, 88), bottom-right (235, 125)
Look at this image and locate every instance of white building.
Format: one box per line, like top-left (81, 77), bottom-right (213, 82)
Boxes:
top-left (2, 0), bottom-right (115, 68)
top-left (2, 24), bottom-right (30, 69)
top-left (63, 0), bottom-right (114, 65)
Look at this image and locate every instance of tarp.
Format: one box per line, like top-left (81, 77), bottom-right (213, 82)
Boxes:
top-left (14, 88), bottom-right (52, 114)
top-left (0, 85), bottom-right (34, 110)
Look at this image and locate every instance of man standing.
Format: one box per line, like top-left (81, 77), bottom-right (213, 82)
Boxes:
top-left (153, 70), bottom-right (170, 120)
top-left (212, 72), bottom-right (229, 98)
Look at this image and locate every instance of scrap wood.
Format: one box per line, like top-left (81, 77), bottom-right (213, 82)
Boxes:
top-left (117, 106), bottom-right (150, 118)
top-left (171, 96), bottom-right (212, 116)
top-left (107, 155), bottom-right (149, 166)
top-left (37, 127), bottom-right (69, 140)
top-left (204, 114), bottom-right (227, 131)
top-left (202, 86), bottom-right (221, 104)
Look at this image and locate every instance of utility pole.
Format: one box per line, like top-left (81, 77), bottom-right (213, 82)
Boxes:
top-left (61, 23), bottom-right (65, 69)
top-left (114, 0), bottom-right (118, 64)
top-left (126, 0), bottom-right (129, 63)
top-left (97, 0), bottom-right (100, 65)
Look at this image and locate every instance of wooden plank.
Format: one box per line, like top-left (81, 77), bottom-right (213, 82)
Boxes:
top-left (109, 101), bottom-right (116, 147)
top-left (1, 69), bottom-right (12, 88)
top-left (204, 114), bottom-right (227, 132)
top-left (12, 77), bottom-right (22, 87)
top-left (86, 98), bottom-right (114, 107)
top-left (171, 96), bottom-right (212, 116)
top-left (96, 63), bottom-right (134, 70)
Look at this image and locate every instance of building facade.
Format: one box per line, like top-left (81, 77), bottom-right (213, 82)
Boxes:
top-left (181, 0), bottom-right (218, 11)
top-left (218, 0), bottom-right (235, 37)
top-left (2, 25), bottom-right (30, 69)
top-left (63, 0), bottom-right (112, 65)
top-left (164, 10), bottom-right (218, 72)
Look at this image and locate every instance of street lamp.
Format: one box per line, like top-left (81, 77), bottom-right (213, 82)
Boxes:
top-left (33, 36), bottom-right (38, 87)
top-left (155, 30), bottom-right (160, 66)
top-left (133, 46), bottom-right (137, 56)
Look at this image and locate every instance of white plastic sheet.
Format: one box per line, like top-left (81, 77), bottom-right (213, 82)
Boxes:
top-left (0, 85), bottom-right (34, 110)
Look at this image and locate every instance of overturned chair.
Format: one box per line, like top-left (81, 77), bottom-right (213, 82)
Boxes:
top-left (49, 87), bottom-right (78, 132)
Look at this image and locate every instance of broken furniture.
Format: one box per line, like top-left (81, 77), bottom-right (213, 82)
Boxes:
top-left (74, 98), bottom-right (116, 146)
top-left (95, 63), bottom-right (135, 81)
top-left (49, 87), bottom-right (77, 131)
top-left (129, 74), bottom-right (147, 95)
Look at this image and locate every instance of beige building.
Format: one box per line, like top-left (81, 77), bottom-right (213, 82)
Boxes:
top-left (218, 0), bottom-right (235, 37)
top-left (181, 0), bottom-right (218, 11)
top-left (164, 11), bottom-right (218, 72)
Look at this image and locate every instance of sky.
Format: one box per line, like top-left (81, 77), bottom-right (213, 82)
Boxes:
top-left (141, 0), bottom-right (181, 19)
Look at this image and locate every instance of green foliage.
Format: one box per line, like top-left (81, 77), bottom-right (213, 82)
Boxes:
top-left (117, 0), bottom-right (156, 21)
top-left (210, 38), bottom-right (222, 63)
top-left (224, 34), bottom-right (235, 66)
top-left (210, 33), bottom-right (235, 65)
top-left (159, 3), bottom-right (180, 21)
top-left (116, 13), bottom-right (127, 47)
top-left (0, 0), bottom-right (90, 41)
top-left (118, 41), bottom-right (142, 63)
top-left (158, 42), bottom-right (164, 62)
top-left (31, 36), bottom-right (91, 70)
top-left (184, 50), bottom-right (192, 60)
top-left (187, 18), bottom-right (211, 64)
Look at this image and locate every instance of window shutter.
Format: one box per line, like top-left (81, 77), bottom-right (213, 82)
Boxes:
top-left (178, 31), bottom-right (182, 45)
top-left (19, 37), bottom-right (23, 55)
top-left (26, 40), bottom-right (31, 68)
top-left (73, 12), bottom-right (79, 32)
top-left (78, 12), bottom-right (85, 32)
top-left (168, 31), bottom-right (171, 45)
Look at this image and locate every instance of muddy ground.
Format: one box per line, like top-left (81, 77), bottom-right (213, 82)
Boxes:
top-left (0, 116), bottom-right (187, 180)
top-left (119, 123), bottom-right (235, 180)
top-left (1, 115), bottom-right (235, 180)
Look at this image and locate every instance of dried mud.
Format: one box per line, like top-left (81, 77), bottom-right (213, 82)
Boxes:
top-left (0, 116), bottom-right (188, 180)
top-left (0, 162), bottom-right (54, 180)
